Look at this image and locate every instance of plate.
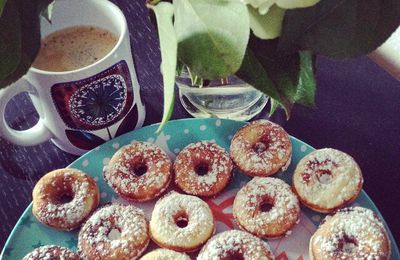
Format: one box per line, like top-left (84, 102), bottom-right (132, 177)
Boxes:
top-left (2, 118), bottom-right (399, 259)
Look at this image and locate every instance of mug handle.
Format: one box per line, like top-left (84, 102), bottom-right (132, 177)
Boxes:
top-left (0, 79), bottom-right (53, 146)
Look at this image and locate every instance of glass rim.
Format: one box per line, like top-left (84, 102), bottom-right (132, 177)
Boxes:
top-left (176, 82), bottom-right (257, 92)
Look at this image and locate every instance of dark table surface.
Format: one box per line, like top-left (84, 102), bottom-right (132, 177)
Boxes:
top-left (1, 0), bottom-right (399, 251)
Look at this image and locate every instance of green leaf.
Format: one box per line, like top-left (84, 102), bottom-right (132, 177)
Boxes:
top-left (278, 0), bottom-right (400, 58)
top-left (248, 4), bottom-right (285, 40)
top-left (236, 49), bottom-right (287, 105)
top-left (296, 51), bottom-right (316, 106)
top-left (258, 48), bottom-right (315, 107)
top-left (269, 98), bottom-right (279, 115)
top-left (174, 0), bottom-right (250, 79)
top-left (0, 0), bottom-right (54, 88)
top-left (236, 48), bottom-right (293, 118)
top-left (0, 0), bottom-right (6, 17)
top-left (41, 1), bottom-right (54, 23)
top-left (150, 2), bottom-right (177, 133)
top-left (237, 36), bottom-right (316, 118)
top-left (0, 0), bottom-right (21, 87)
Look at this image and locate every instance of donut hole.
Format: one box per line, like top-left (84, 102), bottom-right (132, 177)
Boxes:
top-left (253, 140), bottom-right (269, 153)
top-left (174, 213), bottom-right (189, 228)
top-left (107, 228), bottom-right (122, 241)
top-left (56, 193), bottom-right (74, 204)
top-left (260, 200), bottom-right (274, 213)
top-left (316, 169), bottom-right (333, 184)
top-left (52, 185), bottom-right (74, 204)
top-left (132, 163), bottom-right (148, 176)
top-left (338, 235), bottom-right (358, 254)
top-left (194, 163), bottom-right (209, 176)
top-left (226, 251), bottom-right (244, 260)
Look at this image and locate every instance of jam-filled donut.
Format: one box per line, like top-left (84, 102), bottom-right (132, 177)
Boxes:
top-left (149, 192), bottom-right (214, 252)
top-left (292, 148), bottom-right (363, 213)
top-left (197, 230), bottom-right (274, 260)
top-left (104, 142), bottom-right (172, 201)
top-left (310, 207), bottom-right (391, 260)
top-left (140, 248), bottom-right (190, 260)
top-left (23, 245), bottom-right (80, 260)
top-left (32, 168), bottom-right (100, 231)
top-left (230, 120), bottom-right (292, 177)
top-left (78, 204), bottom-right (149, 260)
top-left (233, 177), bottom-right (300, 239)
top-left (174, 141), bottom-right (233, 197)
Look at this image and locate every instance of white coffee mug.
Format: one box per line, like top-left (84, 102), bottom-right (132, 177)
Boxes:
top-left (0, 0), bottom-right (145, 155)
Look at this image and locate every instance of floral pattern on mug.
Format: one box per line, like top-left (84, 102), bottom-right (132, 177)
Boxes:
top-left (51, 60), bottom-right (134, 131)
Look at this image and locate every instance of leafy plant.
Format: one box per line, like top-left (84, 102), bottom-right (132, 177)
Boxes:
top-left (148, 2), bottom-right (177, 132)
top-left (0, 0), bottom-right (399, 131)
top-left (278, 0), bottom-right (400, 58)
top-left (173, 0), bottom-right (250, 79)
top-left (0, 0), bottom-right (53, 87)
top-left (147, 0), bottom-right (399, 127)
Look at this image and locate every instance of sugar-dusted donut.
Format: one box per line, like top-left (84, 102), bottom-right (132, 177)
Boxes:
top-left (104, 142), bottom-right (172, 201)
top-left (174, 141), bottom-right (233, 197)
top-left (233, 177), bottom-right (300, 239)
top-left (310, 207), bottom-right (391, 260)
top-left (230, 120), bottom-right (292, 177)
top-left (78, 204), bottom-right (149, 260)
top-left (140, 248), bottom-right (190, 260)
top-left (32, 168), bottom-right (100, 231)
top-left (23, 245), bottom-right (79, 260)
top-left (149, 192), bottom-right (214, 252)
top-left (197, 230), bottom-right (274, 260)
top-left (292, 148), bottom-right (363, 213)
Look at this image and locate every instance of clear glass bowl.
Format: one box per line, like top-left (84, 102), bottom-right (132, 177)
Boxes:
top-left (176, 71), bottom-right (268, 121)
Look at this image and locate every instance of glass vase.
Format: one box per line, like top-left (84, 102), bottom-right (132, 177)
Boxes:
top-left (176, 70), bottom-right (268, 121)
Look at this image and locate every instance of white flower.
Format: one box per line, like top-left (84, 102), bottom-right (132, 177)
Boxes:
top-left (243, 0), bottom-right (320, 15)
top-left (244, 0), bottom-right (320, 39)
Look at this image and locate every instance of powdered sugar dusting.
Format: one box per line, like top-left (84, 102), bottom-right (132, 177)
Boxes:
top-left (230, 120), bottom-right (291, 176)
top-left (311, 207), bottom-right (390, 259)
top-left (197, 230), bottom-right (274, 260)
top-left (103, 142), bottom-right (172, 201)
top-left (33, 169), bottom-right (99, 230)
top-left (78, 204), bottom-right (149, 259)
top-left (174, 141), bottom-right (233, 196)
top-left (233, 177), bottom-right (300, 237)
top-left (141, 248), bottom-right (191, 260)
top-left (150, 192), bottom-right (214, 249)
top-left (293, 148), bottom-right (363, 210)
top-left (23, 245), bottom-right (79, 260)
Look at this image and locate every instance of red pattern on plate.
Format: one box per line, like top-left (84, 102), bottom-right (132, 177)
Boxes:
top-left (206, 196), bottom-right (235, 229)
top-left (276, 252), bottom-right (289, 260)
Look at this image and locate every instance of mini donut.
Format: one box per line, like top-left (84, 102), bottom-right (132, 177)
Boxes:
top-left (32, 168), bottom-right (100, 231)
top-left (140, 248), bottom-right (190, 260)
top-left (149, 192), bottom-right (214, 252)
top-left (292, 148), bottom-right (363, 213)
top-left (104, 141), bottom-right (172, 201)
top-left (309, 207), bottom-right (391, 260)
top-left (174, 141), bottom-right (233, 197)
top-left (233, 177), bottom-right (300, 239)
top-left (197, 230), bottom-right (275, 260)
top-left (23, 245), bottom-right (80, 260)
top-left (230, 120), bottom-right (292, 177)
top-left (78, 204), bottom-right (149, 260)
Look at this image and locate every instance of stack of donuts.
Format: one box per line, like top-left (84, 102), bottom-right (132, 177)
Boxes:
top-left (25, 119), bottom-right (391, 260)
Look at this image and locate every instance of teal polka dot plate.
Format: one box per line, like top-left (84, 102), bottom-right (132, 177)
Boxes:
top-left (1, 118), bottom-right (398, 259)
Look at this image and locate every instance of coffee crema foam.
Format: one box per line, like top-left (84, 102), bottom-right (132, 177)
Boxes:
top-left (33, 26), bottom-right (118, 72)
